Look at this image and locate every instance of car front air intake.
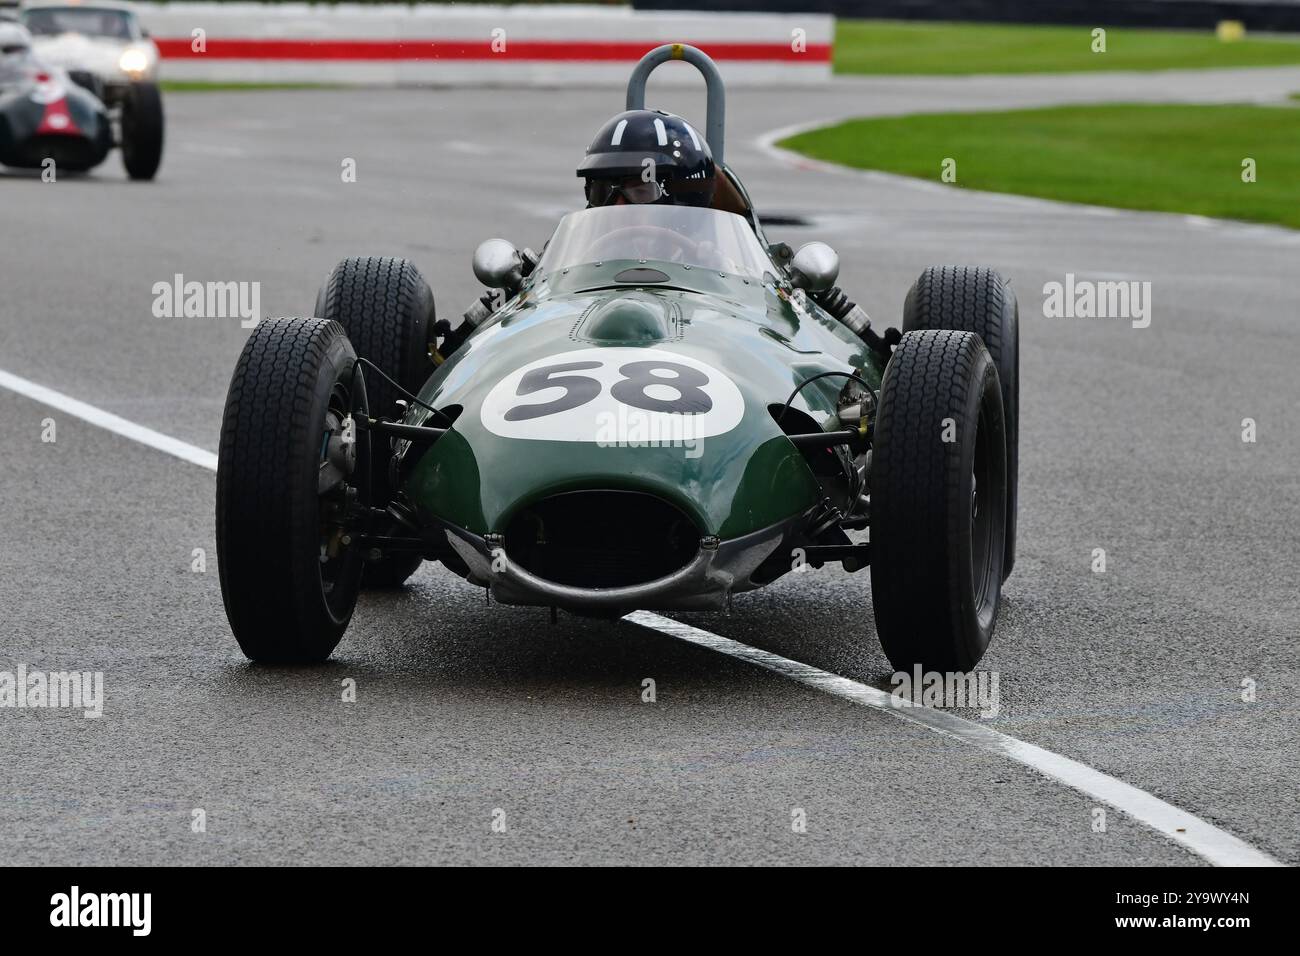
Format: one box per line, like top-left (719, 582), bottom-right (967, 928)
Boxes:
top-left (503, 490), bottom-right (699, 588)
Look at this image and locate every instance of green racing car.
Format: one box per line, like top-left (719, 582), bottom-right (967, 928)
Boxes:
top-left (215, 45), bottom-right (1020, 673)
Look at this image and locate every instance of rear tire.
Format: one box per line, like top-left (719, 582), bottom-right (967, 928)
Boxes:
top-left (870, 329), bottom-right (1007, 672)
top-left (315, 257), bottom-right (435, 587)
top-left (903, 265), bottom-right (1018, 579)
top-left (120, 81), bottom-right (164, 181)
top-left (216, 318), bottom-right (369, 663)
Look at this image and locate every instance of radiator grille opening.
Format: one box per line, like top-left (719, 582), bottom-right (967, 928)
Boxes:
top-left (503, 490), bottom-right (699, 588)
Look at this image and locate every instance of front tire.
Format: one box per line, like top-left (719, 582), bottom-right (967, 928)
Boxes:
top-left (870, 329), bottom-right (1007, 672)
top-left (315, 257), bottom-right (434, 588)
top-left (216, 318), bottom-right (369, 663)
top-left (903, 265), bottom-right (1018, 579)
top-left (120, 81), bottom-right (164, 181)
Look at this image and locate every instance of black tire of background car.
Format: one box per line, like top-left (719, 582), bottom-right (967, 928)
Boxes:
top-left (120, 81), bottom-right (164, 181)
top-left (216, 318), bottom-right (369, 663)
top-left (870, 329), bottom-right (1007, 672)
top-left (902, 265), bottom-right (1019, 580)
top-left (314, 257), bottom-right (435, 588)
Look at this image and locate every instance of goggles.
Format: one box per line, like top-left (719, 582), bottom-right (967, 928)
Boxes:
top-left (584, 177), bottom-right (667, 207)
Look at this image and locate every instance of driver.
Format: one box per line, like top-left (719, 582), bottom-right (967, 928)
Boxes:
top-left (436, 109), bottom-right (719, 360)
top-left (0, 24), bottom-right (34, 87)
top-left (434, 106), bottom-right (894, 368)
top-left (0, 23), bottom-right (32, 58)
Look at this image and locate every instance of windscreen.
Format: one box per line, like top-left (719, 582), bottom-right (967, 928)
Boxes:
top-left (537, 205), bottom-right (774, 281)
top-left (23, 8), bottom-right (136, 40)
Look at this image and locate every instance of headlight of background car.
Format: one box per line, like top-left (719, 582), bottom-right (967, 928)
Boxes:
top-left (118, 47), bottom-right (149, 78)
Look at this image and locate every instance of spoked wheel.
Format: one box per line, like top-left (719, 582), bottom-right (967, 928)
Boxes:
top-left (216, 318), bottom-right (370, 663)
top-left (317, 384), bottom-right (365, 620)
top-left (903, 265), bottom-right (1019, 579)
top-left (315, 256), bottom-right (435, 588)
top-left (870, 329), bottom-right (1007, 672)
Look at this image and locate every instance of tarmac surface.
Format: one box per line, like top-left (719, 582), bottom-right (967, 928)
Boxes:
top-left (2, 66), bottom-right (1298, 864)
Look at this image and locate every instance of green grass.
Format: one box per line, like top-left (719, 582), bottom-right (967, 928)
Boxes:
top-left (779, 103), bottom-right (1300, 229)
top-left (159, 80), bottom-right (337, 92)
top-left (834, 19), bottom-right (1300, 74)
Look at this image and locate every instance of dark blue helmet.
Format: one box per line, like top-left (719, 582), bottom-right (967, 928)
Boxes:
top-left (577, 109), bottom-right (716, 208)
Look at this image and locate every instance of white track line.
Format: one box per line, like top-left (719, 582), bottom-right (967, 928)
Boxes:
top-left (0, 369), bottom-right (218, 472)
top-left (625, 611), bottom-right (1282, 868)
top-left (1, 369), bottom-right (1281, 867)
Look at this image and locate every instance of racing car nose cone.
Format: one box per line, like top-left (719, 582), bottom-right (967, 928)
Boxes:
top-left (36, 97), bottom-right (80, 137)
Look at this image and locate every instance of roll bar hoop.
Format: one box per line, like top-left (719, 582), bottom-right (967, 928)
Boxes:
top-left (625, 44), bottom-right (726, 164)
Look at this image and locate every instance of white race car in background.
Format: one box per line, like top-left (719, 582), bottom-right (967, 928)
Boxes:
top-left (20, 0), bottom-right (158, 102)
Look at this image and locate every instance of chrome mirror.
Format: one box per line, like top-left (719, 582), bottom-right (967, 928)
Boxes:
top-left (473, 239), bottom-right (523, 291)
top-left (789, 242), bottom-right (840, 292)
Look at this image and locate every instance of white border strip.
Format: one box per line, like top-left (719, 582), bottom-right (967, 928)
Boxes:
top-left (0, 368), bottom-right (1282, 867)
top-left (625, 611), bottom-right (1283, 868)
top-left (0, 369), bottom-right (218, 472)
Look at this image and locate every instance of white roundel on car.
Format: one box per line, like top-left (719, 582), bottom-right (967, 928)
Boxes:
top-left (480, 347), bottom-right (744, 443)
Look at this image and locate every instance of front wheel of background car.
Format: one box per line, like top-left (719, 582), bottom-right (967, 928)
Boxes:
top-left (216, 318), bottom-right (369, 664)
top-left (120, 80), bottom-right (164, 181)
top-left (903, 265), bottom-right (1018, 579)
top-left (315, 256), bottom-right (435, 588)
top-left (870, 329), bottom-right (1007, 673)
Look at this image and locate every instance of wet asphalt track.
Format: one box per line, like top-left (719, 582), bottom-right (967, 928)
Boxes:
top-left (2, 66), bottom-right (1299, 865)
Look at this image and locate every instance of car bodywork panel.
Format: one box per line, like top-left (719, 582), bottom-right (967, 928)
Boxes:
top-left (0, 70), bottom-right (112, 170)
top-left (388, 221), bottom-right (886, 611)
top-left (405, 260), bottom-right (881, 536)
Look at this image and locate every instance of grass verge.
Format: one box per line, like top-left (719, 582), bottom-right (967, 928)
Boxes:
top-left (779, 103), bottom-right (1299, 229)
top-left (834, 19), bottom-right (1300, 74)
